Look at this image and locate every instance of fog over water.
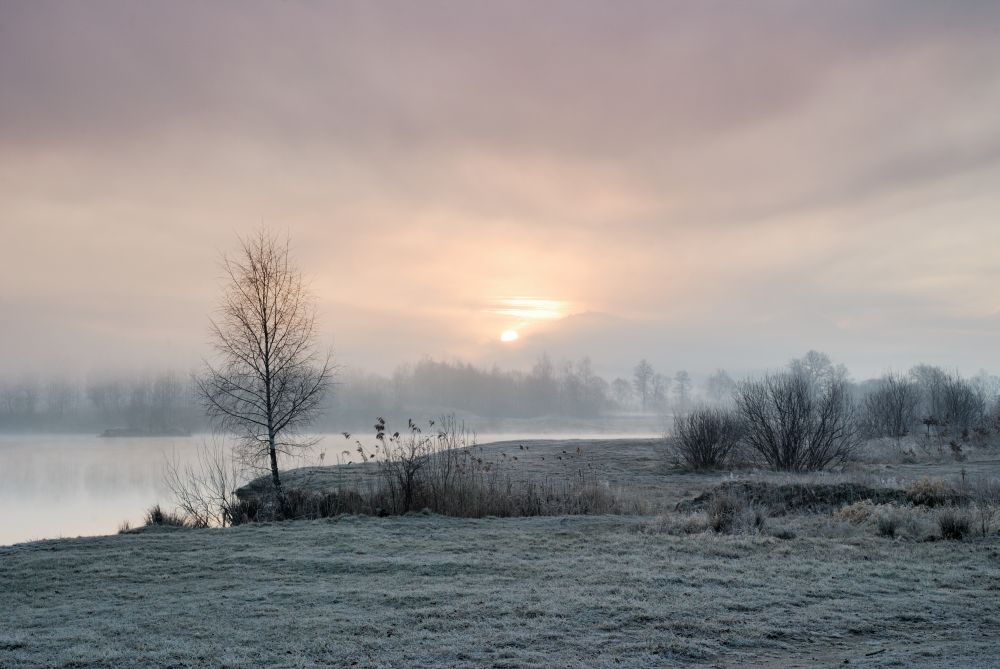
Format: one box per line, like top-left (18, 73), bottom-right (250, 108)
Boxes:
top-left (0, 430), bottom-right (662, 546)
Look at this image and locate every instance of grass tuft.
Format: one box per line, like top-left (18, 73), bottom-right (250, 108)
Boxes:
top-left (875, 511), bottom-right (901, 538)
top-left (143, 504), bottom-right (188, 528)
top-left (937, 508), bottom-right (971, 540)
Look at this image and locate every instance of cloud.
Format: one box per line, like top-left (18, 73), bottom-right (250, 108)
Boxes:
top-left (2, 1), bottom-right (1000, 378)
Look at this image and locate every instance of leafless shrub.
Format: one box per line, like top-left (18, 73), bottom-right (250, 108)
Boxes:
top-left (736, 373), bottom-right (861, 471)
top-left (938, 508), bottom-right (971, 540)
top-left (671, 406), bottom-right (743, 469)
top-left (163, 439), bottom-right (247, 528)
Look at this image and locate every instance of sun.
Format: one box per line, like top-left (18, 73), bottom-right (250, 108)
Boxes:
top-left (500, 329), bottom-right (519, 343)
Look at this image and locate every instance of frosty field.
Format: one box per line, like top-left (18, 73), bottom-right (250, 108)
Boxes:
top-left (3, 511), bottom-right (999, 668)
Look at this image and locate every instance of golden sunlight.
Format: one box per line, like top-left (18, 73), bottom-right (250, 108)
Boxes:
top-left (500, 329), bottom-right (519, 342)
top-left (488, 297), bottom-right (568, 321)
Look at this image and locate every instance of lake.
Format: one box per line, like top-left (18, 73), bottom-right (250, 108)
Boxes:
top-left (0, 430), bottom-right (660, 545)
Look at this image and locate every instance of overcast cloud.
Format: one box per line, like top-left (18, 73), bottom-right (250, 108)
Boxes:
top-left (3, 1), bottom-right (1000, 379)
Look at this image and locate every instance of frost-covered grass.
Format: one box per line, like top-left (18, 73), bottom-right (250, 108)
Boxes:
top-left (3, 514), bottom-right (999, 668)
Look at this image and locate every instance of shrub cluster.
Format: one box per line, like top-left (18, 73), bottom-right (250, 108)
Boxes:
top-left (672, 407), bottom-right (743, 469)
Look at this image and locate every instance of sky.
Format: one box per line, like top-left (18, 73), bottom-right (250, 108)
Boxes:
top-left (2, 1), bottom-right (1000, 381)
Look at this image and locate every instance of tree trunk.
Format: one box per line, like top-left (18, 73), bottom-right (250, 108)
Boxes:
top-left (268, 430), bottom-right (282, 494)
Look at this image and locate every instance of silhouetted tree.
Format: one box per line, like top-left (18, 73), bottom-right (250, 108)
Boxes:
top-left (673, 370), bottom-right (692, 411)
top-left (909, 364), bottom-right (949, 422)
top-left (705, 369), bottom-right (736, 404)
top-left (198, 230), bottom-right (333, 494)
top-left (788, 350), bottom-right (848, 391)
top-left (633, 359), bottom-right (655, 411)
top-left (651, 373), bottom-right (671, 410)
top-left (611, 377), bottom-right (634, 410)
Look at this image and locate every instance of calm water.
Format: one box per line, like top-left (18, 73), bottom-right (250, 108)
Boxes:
top-left (0, 431), bottom-right (657, 546)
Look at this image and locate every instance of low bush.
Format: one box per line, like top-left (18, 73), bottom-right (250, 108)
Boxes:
top-left (672, 407), bottom-right (743, 470)
top-left (707, 492), bottom-right (767, 534)
top-left (834, 500), bottom-right (879, 523)
top-left (938, 508), bottom-right (971, 540)
top-left (906, 478), bottom-right (959, 507)
top-left (708, 493), bottom-right (741, 533)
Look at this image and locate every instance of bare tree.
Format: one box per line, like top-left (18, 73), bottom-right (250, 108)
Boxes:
top-left (673, 370), bottom-right (692, 411)
top-left (862, 372), bottom-right (920, 439)
top-left (908, 364), bottom-right (949, 422)
top-left (788, 350), bottom-right (849, 392)
top-left (633, 359), bottom-right (654, 411)
top-left (908, 365), bottom-right (987, 435)
top-left (940, 374), bottom-right (987, 432)
top-left (736, 372), bottom-right (861, 471)
top-left (651, 373), bottom-right (671, 410)
top-left (611, 377), bottom-right (634, 410)
top-left (198, 230), bottom-right (333, 495)
top-left (705, 369), bottom-right (736, 404)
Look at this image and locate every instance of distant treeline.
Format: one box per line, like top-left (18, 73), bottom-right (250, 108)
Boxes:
top-left (0, 372), bottom-right (203, 433)
top-left (330, 356), bottom-right (622, 424)
top-left (1, 351), bottom-right (999, 435)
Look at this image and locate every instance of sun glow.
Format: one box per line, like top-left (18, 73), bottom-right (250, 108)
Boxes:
top-left (500, 330), bottom-right (519, 342)
top-left (488, 297), bottom-right (568, 321)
